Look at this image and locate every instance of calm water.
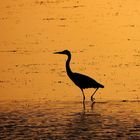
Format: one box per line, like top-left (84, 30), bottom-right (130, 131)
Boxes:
top-left (0, 0), bottom-right (140, 139)
top-left (0, 100), bottom-right (140, 139)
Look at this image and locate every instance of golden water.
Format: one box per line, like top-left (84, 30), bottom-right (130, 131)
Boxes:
top-left (0, 0), bottom-right (140, 139)
top-left (0, 0), bottom-right (140, 101)
top-left (0, 100), bottom-right (140, 139)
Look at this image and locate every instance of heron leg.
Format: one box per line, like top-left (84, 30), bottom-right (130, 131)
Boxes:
top-left (80, 89), bottom-right (85, 109)
top-left (91, 88), bottom-right (99, 102)
top-left (83, 100), bottom-right (85, 110)
top-left (81, 89), bottom-right (85, 102)
top-left (91, 101), bottom-right (95, 110)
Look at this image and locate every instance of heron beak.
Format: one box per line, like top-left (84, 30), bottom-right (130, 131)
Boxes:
top-left (54, 51), bottom-right (63, 54)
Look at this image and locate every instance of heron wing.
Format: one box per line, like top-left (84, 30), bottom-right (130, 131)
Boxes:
top-left (71, 72), bottom-right (103, 89)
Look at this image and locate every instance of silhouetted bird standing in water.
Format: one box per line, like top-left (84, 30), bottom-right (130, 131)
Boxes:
top-left (54, 50), bottom-right (104, 102)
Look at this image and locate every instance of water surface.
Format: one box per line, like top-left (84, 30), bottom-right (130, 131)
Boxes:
top-left (0, 1), bottom-right (140, 139)
top-left (0, 100), bottom-right (140, 139)
top-left (0, 0), bottom-right (140, 100)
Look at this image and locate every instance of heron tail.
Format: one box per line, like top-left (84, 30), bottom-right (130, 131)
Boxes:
top-left (100, 84), bottom-right (104, 88)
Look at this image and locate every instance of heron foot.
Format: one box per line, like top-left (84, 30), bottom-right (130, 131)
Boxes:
top-left (91, 97), bottom-right (95, 102)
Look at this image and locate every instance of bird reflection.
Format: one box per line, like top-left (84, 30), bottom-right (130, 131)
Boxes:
top-left (63, 103), bottom-right (102, 139)
top-left (54, 50), bottom-right (104, 102)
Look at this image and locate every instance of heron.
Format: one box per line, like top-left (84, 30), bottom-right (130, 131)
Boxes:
top-left (54, 50), bottom-right (104, 102)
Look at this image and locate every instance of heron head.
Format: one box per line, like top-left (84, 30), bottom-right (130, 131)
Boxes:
top-left (54, 50), bottom-right (70, 55)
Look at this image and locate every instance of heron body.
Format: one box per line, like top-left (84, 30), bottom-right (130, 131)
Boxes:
top-left (54, 50), bottom-right (104, 102)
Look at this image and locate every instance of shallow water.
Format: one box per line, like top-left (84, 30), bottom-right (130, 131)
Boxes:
top-left (0, 0), bottom-right (140, 139)
top-left (0, 100), bottom-right (140, 139)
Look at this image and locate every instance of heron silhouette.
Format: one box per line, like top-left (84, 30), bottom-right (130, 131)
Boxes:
top-left (54, 50), bottom-right (104, 102)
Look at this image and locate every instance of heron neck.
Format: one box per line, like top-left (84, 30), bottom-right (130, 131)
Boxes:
top-left (66, 54), bottom-right (72, 75)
